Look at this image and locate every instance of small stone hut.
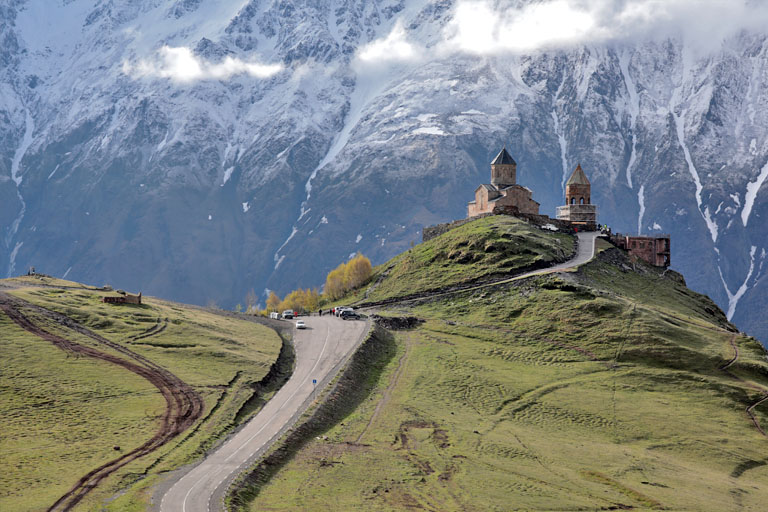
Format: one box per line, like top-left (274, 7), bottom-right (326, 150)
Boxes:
top-left (103, 292), bottom-right (142, 305)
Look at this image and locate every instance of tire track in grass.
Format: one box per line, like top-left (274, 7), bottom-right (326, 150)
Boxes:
top-left (356, 332), bottom-right (411, 444)
top-left (0, 292), bottom-right (203, 511)
top-left (719, 334), bottom-right (768, 437)
top-left (131, 317), bottom-right (169, 341)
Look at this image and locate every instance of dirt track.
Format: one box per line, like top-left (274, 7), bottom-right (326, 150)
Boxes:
top-left (719, 335), bottom-right (768, 437)
top-left (0, 292), bottom-right (204, 511)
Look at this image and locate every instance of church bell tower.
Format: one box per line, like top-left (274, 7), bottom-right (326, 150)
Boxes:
top-left (490, 147), bottom-right (517, 188)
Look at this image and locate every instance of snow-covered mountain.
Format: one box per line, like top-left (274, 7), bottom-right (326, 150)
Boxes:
top-left (2, 0), bottom-right (767, 342)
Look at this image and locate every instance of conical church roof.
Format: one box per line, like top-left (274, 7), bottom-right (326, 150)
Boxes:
top-left (566, 164), bottom-right (590, 185)
top-left (491, 147), bottom-right (516, 165)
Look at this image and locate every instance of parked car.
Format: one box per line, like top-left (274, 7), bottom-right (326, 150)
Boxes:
top-left (269, 312), bottom-right (280, 319)
top-left (335, 306), bottom-right (354, 317)
top-left (340, 310), bottom-right (361, 320)
top-left (296, 320), bottom-right (306, 329)
top-left (282, 310), bottom-right (295, 319)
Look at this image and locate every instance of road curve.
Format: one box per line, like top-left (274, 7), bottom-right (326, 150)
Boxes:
top-left (535, 231), bottom-right (599, 274)
top-left (362, 231), bottom-right (600, 307)
top-left (157, 315), bottom-right (371, 512)
top-left (438, 230), bottom-right (599, 292)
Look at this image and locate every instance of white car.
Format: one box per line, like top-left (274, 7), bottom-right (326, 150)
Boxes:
top-left (296, 320), bottom-right (306, 329)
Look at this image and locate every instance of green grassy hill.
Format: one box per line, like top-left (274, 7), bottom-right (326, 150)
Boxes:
top-left (351, 216), bottom-right (575, 304)
top-left (0, 276), bottom-right (285, 512)
top-left (240, 217), bottom-right (768, 511)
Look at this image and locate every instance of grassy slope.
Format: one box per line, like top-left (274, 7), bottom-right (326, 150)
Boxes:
top-left (247, 219), bottom-right (768, 511)
top-left (0, 276), bottom-right (283, 512)
top-left (350, 215), bottom-right (574, 303)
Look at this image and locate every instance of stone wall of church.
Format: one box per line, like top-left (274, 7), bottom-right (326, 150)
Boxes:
top-left (494, 186), bottom-right (540, 215)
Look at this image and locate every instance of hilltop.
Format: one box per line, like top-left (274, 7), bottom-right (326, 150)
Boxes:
top-left (233, 216), bottom-right (768, 511)
top-left (0, 276), bottom-right (286, 512)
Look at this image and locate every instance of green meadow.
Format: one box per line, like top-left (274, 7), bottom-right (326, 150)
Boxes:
top-left (243, 222), bottom-right (768, 511)
top-left (0, 277), bottom-right (283, 511)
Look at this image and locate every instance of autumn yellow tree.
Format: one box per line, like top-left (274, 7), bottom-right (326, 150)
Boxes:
top-left (301, 288), bottom-right (321, 312)
top-left (324, 266), bottom-right (346, 300)
top-left (266, 291), bottom-right (281, 312)
top-left (345, 253), bottom-right (373, 289)
top-left (323, 253), bottom-right (373, 300)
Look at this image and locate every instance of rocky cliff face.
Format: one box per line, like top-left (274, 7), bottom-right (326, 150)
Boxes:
top-left (2, 0), bottom-right (767, 341)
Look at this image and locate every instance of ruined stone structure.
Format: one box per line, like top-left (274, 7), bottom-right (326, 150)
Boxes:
top-left (610, 234), bottom-right (671, 267)
top-left (467, 148), bottom-right (540, 217)
top-left (103, 292), bottom-right (142, 305)
top-left (556, 164), bottom-right (597, 228)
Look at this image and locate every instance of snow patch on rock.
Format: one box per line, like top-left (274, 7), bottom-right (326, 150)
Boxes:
top-left (6, 242), bottom-right (23, 278)
top-left (413, 126), bottom-right (447, 136)
top-left (221, 166), bottom-right (234, 186)
top-left (741, 160), bottom-right (768, 227)
top-left (719, 246), bottom-right (757, 320)
top-left (637, 184), bottom-right (646, 235)
top-left (619, 50), bottom-right (639, 189)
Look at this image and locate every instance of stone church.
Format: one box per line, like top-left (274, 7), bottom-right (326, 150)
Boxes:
top-left (467, 148), bottom-right (540, 217)
top-left (556, 164), bottom-right (597, 226)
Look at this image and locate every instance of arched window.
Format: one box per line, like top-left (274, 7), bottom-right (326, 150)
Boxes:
top-left (570, 197), bottom-right (575, 204)
top-left (579, 197), bottom-right (585, 204)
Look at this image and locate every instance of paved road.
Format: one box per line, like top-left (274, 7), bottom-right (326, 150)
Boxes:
top-left (157, 315), bottom-right (370, 512)
top-left (541, 231), bottom-right (599, 273)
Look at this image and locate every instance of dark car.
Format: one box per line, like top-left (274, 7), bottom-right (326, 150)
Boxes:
top-left (340, 310), bottom-right (361, 320)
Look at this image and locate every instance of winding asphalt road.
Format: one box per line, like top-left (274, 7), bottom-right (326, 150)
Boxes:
top-left (157, 315), bottom-right (370, 512)
top-left (541, 231), bottom-right (599, 273)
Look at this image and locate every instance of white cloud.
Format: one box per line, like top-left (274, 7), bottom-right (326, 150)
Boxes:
top-left (123, 46), bottom-right (283, 82)
top-left (356, 20), bottom-right (420, 65)
top-left (444, 0), bottom-right (598, 54)
top-left (442, 0), bottom-right (768, 55)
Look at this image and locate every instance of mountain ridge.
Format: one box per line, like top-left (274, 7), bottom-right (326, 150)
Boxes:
top-left (1, 0), bottom-right (767, 342)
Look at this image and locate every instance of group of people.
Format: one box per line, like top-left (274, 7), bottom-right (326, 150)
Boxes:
top-left (316, 307), bottom-right (346, 317)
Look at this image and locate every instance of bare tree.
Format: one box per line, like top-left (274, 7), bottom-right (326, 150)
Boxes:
top-left (245, 288), bottom-right (257, 313)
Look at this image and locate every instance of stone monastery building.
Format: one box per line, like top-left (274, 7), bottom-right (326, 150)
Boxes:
top-left (467, 148), bottom-right (540, 217)
top-left (556, 164), bottom-right (597, 226)
top-left (467, 148), bottom-right (598, 230)
top-left (458, 147), bottom-right (671, 268)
